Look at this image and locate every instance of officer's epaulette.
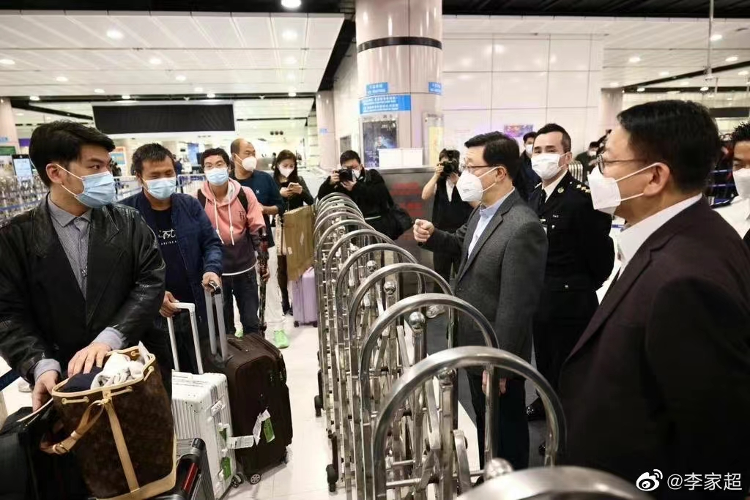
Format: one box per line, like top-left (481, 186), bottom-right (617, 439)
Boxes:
top-left (571, 179), bottom-right (591, 195)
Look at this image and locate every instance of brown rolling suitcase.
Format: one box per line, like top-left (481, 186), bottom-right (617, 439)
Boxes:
top-left (202, 285), bottom-right (293, 485)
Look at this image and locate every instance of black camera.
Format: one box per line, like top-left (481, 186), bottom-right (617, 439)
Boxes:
top-left (439, 158), bottom-right (459, 178)
top-left (337, 168), bottom-right (354, 183)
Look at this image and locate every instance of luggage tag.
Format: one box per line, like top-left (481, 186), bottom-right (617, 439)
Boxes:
top-left (252, 409), bottom-right (273, 444)
top-left (227, 435), bottom-right (255, 450)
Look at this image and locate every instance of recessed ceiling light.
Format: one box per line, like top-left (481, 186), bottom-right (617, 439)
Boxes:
top-left (629, 56), bottom-right (641, 63)
top-left (726, 55), bottom-right (739, 62)
top-left (149, 57), bottom-right (162, 65)
top-left (667, 90), bottom-right (680, 95)
top-left (727, 97), bottom-right (734, 101)
top-left (284, 56), bottom-right (297, 65)
top-left (175, 75), bottom-right (186, 81)
top-left (460, 58), bottom-right (472, 67)
top-left (15, 112), bottom-right (23, 116)
top-left (739, 70), bottom-right (749, 76)
top-left (194, 87), bottom-right (204, 93)
top-left (700, 86), bottom-right (709, 92)
top-left (637, 87), bottom-right (645, 92)
top-left (106, 29), bottom-right (123, 40)
top-left (282, 30), bottom-right (298, 41)
top-left (681, 81), bottom-right (689, 86)
top-left (710, 33), bottom-right (723, 42)
top-left (55, 76), bottom-right (68, 82)
top-left (29, 96), bottom-right (40, 101)
top-left (609, 82), bottom-right (620, 87)
top-left (287, 73), bottom-right (296, 81)
top-left (659, 71), bottom-right (670, 77)
top-left (207, 92), bottom-right (216, 98)
top-left (288, 90), bottom-right (297, 97)
top-left (121, 94), bottom-right (131, 99)
top-left (281, 0), bottom-right (302, 8)
top-left (0, 58), bottom-right (15, 66)
top-left (94, 88), bottom-right (105, 94)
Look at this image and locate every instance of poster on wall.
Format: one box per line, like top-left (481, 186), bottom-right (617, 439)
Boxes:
top-left (339, 135), bottom-right (352, 157)
top-left (110, 147), bottom-right (127, 167)
top-left (503, 124), bottom-right (535, 140)
top-left (362, 118), bottom-right (398, 168)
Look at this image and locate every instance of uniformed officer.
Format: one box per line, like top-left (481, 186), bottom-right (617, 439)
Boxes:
top-left (526, 124), bottom-right (615, 439)
top-left (714, 122), bottom-right (750, 247)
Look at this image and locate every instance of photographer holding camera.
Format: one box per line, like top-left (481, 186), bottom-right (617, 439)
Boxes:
top-left (421, 149), bottom-right (477, 318)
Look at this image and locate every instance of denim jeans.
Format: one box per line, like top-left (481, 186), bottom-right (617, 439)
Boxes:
top-left (222, 270), bottom-right (260, 336)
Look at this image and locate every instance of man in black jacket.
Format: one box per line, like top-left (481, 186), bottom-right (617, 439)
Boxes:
top-left (0, 121), bottom-right (167, 410)
top-left (317, 150), bottom-right (395, 238)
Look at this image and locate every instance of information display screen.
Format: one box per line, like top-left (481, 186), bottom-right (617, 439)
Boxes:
top-left (12, 155), bottom-right (33, 180)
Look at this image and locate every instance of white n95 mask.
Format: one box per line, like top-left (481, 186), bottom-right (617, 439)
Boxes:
top-left (588, 164), bottom-right (656, 215)
top-left (733, 169), bottom-right (750, 199)
top-left (531, 153), bottom-right (563, 181)
top-left (456, 167), bottom-right (497, 202)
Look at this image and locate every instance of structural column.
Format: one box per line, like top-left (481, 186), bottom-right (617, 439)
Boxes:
top-left (355, 0), bottom-right (443, 167)
top-left (599, 89), bottom-right (624, 136)
top-left (315, 91), bottom-right (338, 170)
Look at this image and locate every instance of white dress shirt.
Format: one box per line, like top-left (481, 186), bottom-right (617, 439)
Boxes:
top-left (468, 188), bottom-right (515, 256)
top-left (542, 173), bottom-right (567, 203)
top-left (446, 178), bottom-right (456, 202)
top-left (713, 196), bottom-right (750, 239)
top-left (617, 194), bottom-right (702, 272)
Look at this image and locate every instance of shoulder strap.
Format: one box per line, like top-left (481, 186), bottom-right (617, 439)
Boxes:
top-left (197, 189), bottom-right (207, 208)
top-left (237, 187), bottom-right (249, 214)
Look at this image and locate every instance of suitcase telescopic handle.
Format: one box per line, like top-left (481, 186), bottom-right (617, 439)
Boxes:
top-left (204, 287), bottom-right (230, 363)
top-left (166, 303), bottom-right (204, 374)
top-left (207, 281), bottom-right (221, 295)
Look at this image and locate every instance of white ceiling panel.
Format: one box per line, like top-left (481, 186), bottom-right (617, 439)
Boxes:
top-left (272, 17), bottom-right (309, 50)
top-left (308, 16), bottom-right (347, 49)
top-left (193, 15), bottom-right (243, 49)
top-left (233, 15), bottom-right (275, 49)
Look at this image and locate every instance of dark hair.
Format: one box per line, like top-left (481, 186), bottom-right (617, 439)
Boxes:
top-left (732, 122), bottom-right (750, 146)
top-left (29, 121), bottom-right (115, 186)
top-left (132, 143), bottom-right (175, 176)
top-left (340, 150), bottom-right (361, 165)
top-left (230, 138), bottom-right (243, 156)
top-left (201, 147), bottom-right (231, 167)
top-left (522, 131), bottom-right (537, 143)
top-left (464, 132), bottom-right (520, 180)
top-left (273, 149), bottom-right (299, 184)
top-left (589, 141), bottom-right (600, 149)
top-left (617, 100), bottom-right (721, 193)
top-left (535, 123), bottom-right (572, 153)
top-left (439, 149), bottom-right (460, 162)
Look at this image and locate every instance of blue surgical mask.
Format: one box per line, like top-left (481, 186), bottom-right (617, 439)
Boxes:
top-left (206, 167), bottom-right (229, 186)
top-left (145, 177), bottom-right (177, 200)
top-left (57, 165), bottom-right (116, 209)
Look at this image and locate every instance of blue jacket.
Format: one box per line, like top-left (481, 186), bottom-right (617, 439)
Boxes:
top-left (121, 192), bottom-right (223, 316)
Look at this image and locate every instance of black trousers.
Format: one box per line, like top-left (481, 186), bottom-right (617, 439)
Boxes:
top-left (466, 370), bottom-right (529, 471)
top-left (432, 250), bottom-right (461, 293)
top-left (533, 289), bottom-right (598, 392)
top-left (156, 312), bottom-right (207, 375)
top-left (222, 271), bottom-right (260, 335)
top-left (278, 254), bottom-right (289, 305)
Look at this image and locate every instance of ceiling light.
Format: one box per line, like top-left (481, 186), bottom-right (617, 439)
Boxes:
top-left (727, 97), bottom-right (734, 101)
top-left (284, 56), bottom-right (297, 65)
top-left (609, 82), bottom-right (620, 87)
top-left (55, 76), bottom-right (68, 82)
top-left (149, 57), bottom-right (162, 65)
top-left (175, 75), bottom-right (186, 81)
top-left (0, 58), bottom-right (15, 66)
top-left (681, 80), bottom-right (689, 86)
top-left (710, 33), bottom-right (723, 42)
top-left (94, 88), bottom-right (105, 94)
top-left (282, 30), bottom-right (298, 41)
top-left (207, 92), bottom-right (216, 98)
top-left (726, 55), bottom-right (739, 63)
top-left (460, 58), bottom-right (472, 67)
top-left (287, 73), bottom-right (296, 81)
top-left (121, 94), bottom-right (131, 99)
top-left (667, 90), bottom-right (680, 95)
top-left (700, 86), bottom-right (709, 92)
top-left (636, 87), bottom-right (645, 92)
top-left (739, 70), bottom-right (749, 76)
top-left (194, 87), bottom-right (204, 93)
top-left (106, 29), bottom-right (123, 40)
top-left (29, 96), bottom-right (40, 101)
top-left (659, 71), bottom-right (670, 77)
top-left (288, 90), bottom-right (297, 97)
top-left (629, 56), bottom-right (641, 63)
top-left (15, 112), bottom-right (23, 116)
top-left (281, 0), bottom-right (302, 8)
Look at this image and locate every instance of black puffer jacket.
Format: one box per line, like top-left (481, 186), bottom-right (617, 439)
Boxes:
top-left (0, 200), bottom-right (167, 382)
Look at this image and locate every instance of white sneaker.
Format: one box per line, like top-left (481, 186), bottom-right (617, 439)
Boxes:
top-left (426, 305), bottom-right (445, 319)
top-left (18, 380), bottom-right (32, 393)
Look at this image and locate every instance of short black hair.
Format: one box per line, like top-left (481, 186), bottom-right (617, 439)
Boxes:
top-left (340, 150), bottom-right (361, 165)
top-left (439, 149), bottom-right (460, 162)
top-left (589, 141), bottom-right (600, 149)
top-left (732, 122), bottom-right (750, 146)
top-left (617, 100), bottom-right (721, 193)
top-left (201, 147), bottom-right (231, 167)
top-left (29, 121), bottom-right (115, 186)
top-left (464, 132), bottom-right (520, 180)
top-left (522, 131), bottom-right (537, 143)
top-left (132, 143), bottom-right (174, 176)
top-left (535, 123), bottom-right (572, 153)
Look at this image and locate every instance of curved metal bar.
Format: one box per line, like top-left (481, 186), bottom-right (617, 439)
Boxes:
top-left (372, 346), bottom-right (567, 500)
top-left (325, 230), bottom-right (394, 298)
top-left (318, 192), bottom-right (355, 207)
top-left (315, 219), bottom-right (372, 273)
top-left (457, 466), bottom-right (651, 500)
top-left (316, 203), bottom-right (362, 222)
top-left (314, 209), bottom-right (364, 241)
top-left (318, 196), bottom-right (361, 215)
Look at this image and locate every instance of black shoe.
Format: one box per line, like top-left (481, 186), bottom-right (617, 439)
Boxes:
top-left (473, 476), bottom-right (484, 488)
top-left (526, 401), bottom-right (546, 422)
top-left (538, 442), bottom-right (546, 456)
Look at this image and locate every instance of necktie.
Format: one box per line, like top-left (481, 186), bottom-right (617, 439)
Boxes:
top-left (537, 190), bottom-right (547, 211)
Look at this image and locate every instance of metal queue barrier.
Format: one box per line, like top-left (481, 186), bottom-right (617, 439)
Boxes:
top-left (312, 193), bottom-right (642, 500)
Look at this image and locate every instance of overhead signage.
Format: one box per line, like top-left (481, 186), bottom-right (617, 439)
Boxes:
top-left (428, 82), bottom-right (442, 95)
top-left (360, 95), bottom-right (412, 115)
top-left (366, 82), bottom-right (389, 96)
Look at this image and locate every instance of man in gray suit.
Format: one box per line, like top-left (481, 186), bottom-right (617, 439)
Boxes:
top-left (414, 131), bottom-right (547, 471)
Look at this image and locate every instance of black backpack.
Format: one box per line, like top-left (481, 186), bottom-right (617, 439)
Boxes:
top-left (197, 187), bottom-right (249, 214)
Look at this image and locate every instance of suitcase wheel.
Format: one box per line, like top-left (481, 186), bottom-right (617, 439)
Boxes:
top-left (282, 450), bottom-right (289, 464)
top-left (231, 474), bottom-right (245, 488)
top-left (326, 464), bottom-right (338, 490)
top-left (294, 321), bottom-right (300, 327)
top-left (312, 321), bottom-right (318, 328)
top-left (249, 473), bottom-right (262, 485)
top-left (314, 395), bottom-right (323, 417)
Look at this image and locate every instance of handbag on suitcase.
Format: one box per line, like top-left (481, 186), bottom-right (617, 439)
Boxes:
top-left (202, 285), bottom-right (293, 485)
top-left (168, 300), bottom-right (239, 500)
top-left (291, 266), bottom-right (318, 328)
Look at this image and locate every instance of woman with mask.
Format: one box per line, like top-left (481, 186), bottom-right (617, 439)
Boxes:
top-left (273, 149), bottom-right (314, 315)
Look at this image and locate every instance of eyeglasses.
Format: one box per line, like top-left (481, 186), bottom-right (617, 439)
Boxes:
top-left (463, 164), bottom-right (496, 175)
top-left (594, 155), bottom-right (647, 174)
